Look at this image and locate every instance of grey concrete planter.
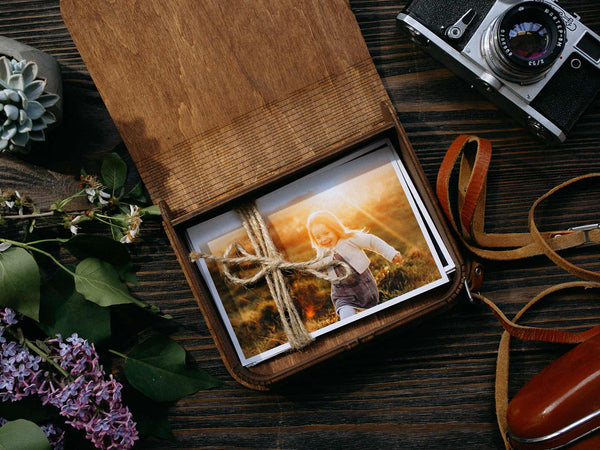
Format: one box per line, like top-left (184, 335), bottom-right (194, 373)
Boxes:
top-left (0, 36), bottom-right (63, 126)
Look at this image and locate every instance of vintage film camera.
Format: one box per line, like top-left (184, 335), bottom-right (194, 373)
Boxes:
top-left (397, 0), bottom-right (600, 143)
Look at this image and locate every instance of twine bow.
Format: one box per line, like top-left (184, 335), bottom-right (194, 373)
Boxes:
top-left (190, 203), bottom-right (351, 350)
top-left (193, 242), bottom-right (351, 286)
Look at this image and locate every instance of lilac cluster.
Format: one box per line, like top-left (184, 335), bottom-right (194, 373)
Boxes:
top-left (39, 334), bottom-right (138, 449)
top-left (0, 308), bottom-right (42, 402)
top-left (0, 308), bottom-right (138, 449)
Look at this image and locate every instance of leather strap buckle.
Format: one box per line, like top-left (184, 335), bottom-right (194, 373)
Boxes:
top-left (569, 223), bottom-right (600, 246)
top-left (463, 279), bottom-right (476, 305)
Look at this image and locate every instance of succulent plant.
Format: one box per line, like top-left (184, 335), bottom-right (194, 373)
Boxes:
top-left (0, 56), bottom-right (60, 153)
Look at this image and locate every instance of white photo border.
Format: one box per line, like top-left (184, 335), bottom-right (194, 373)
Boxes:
top-left (187, 139), bottom-right (452, 367)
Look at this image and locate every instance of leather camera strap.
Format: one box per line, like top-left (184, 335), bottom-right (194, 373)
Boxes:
top-left (436, 134), bottom-right (600, 448)
top-left (436, 135), bottom-right (600, 266)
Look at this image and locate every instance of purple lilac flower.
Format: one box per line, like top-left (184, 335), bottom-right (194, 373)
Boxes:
top-left (0, 309), bottom-right (17, 327)
top-left (0, 309), bottom-right (138, 450)
top-left (40, 423), bottom-right (66, 450)
top-left (0, 309), bottom-right (43, 402)
top-left (38, 334), bottom-right (138, 449)
top-left (0, 339), bottom-right (43, 402)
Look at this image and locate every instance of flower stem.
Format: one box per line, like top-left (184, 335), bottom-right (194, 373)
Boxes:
top-left (92, 216), bottom-right (120, 229)
top-left (25, 238), bottom-right (70, 246)
top-left (0, 238), bottom-right (76, 276)
top-left (108, 349), bottom-right (128, 359)
top-left (52, 190), bottom-right (87, 212)
top-left (7, 328), bottom-right (70, 378)
top-left (2, 211), bottom-right (55, 220)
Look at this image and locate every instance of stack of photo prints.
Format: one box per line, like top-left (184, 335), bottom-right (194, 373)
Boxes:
top-left (186, 139), bottom-right (455, 366)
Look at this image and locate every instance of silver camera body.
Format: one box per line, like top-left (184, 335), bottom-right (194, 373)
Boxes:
top-left (397, 0), bottom-right (600, 143)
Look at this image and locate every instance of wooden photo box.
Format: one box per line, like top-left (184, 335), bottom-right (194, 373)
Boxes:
top-left (61, 0), bottom-right (465, 389)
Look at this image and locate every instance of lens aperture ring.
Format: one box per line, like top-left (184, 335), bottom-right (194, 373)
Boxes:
top-left (482, 2), bottom-right (566, 84)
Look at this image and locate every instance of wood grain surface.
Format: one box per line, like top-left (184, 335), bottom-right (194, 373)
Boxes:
top-left (60, 0), bottom-right (392, 222)
top-left (2, 0), bottom-right (600, 448)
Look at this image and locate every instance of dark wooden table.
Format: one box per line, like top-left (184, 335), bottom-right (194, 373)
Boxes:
top-left (2, 1), bottom-right (600, 448)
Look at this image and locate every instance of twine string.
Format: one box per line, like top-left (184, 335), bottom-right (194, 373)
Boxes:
top-left (190, 203), bottom-right (351, 350)
top-left (193, 241), bottom-right (351, 286)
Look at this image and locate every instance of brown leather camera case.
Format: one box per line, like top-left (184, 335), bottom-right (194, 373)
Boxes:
top-left (507, 333), bottom-right (600, 449)
top-left (60, 0), bottom-right (465, 389)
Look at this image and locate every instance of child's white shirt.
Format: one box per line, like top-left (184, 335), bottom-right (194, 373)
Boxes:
top-left (320, 232), bottom-right (398, 276)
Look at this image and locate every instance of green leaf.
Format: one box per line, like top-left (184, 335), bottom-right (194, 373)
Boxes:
top-left (116, 260), bottom-right (139, 286)
top-left (39, 270), bottom-right (111, 344)
top-left (0, 419), bottom-right (50, 450)
top-left (66, 234), bottom-right (131, 266)
top-left (101, 153), bottom-right (127, 192)
top-left (123, 335), bottom-right (222, 402)
top-left (141, 205), bottom-right (161, 216)
top-left (111, 226), bottom-right (125, 242)
top-left (0, 247), bottom-right (40, 321)
top-left (125, 182), bottom-right (147, 202)
top-left (74, 258), bottom-right (135, 307)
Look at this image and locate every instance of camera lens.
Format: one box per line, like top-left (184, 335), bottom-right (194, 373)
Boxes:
top-left (508, 22), bottom-right (550, 59)
top-left (482, 2), bottom-right (566, 84)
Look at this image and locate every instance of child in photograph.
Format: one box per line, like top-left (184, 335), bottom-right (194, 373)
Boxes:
top-left (306, 210), bottom-right (404, 321)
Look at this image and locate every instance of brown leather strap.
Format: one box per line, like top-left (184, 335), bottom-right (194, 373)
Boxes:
top-left (474, 284), bottom-right (600, 344)
top-left (437, 134), bottom-right (491, 235)
top-left (437, 135), bottom-right (600, 338)
top-left (529, 173), bottom-right (600, 283)
top-left (437, 135), bottom-right (600, 448)
top-left (437, 135), bottom-right (600, 264)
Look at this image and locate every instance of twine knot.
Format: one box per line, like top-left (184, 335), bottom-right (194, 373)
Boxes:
top-left (190, 242), bottom-right (351, 286)
top-left (189, 203), bottom-right (351, 350)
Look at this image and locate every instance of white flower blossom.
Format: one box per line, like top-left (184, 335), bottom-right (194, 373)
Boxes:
top-left (69, 215), bottom-right (85, 235)
top-left (80, 175), bottom-right (111, 205)
top-left (119, 205), bottom-right (142, 244)
top-left (86, 187), bottom-right (111, 205)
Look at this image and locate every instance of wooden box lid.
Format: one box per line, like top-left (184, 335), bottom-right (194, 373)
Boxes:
top-left (60, 0), bottom-right (392, 222)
